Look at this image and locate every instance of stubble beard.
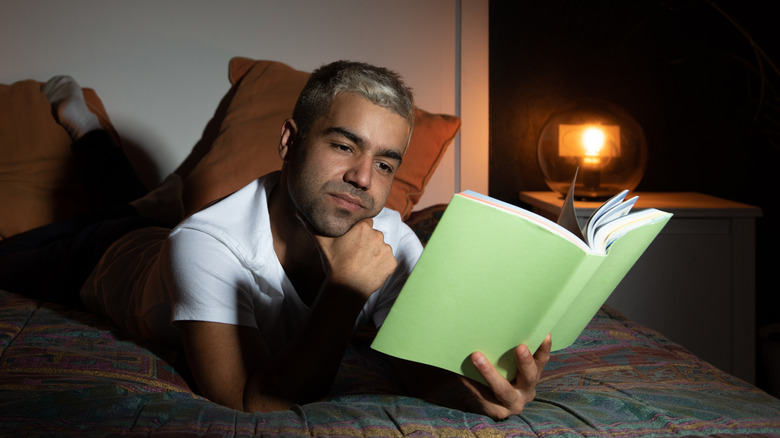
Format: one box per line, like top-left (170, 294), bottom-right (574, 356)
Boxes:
top-left (291, 177), bottom-right (379, 238)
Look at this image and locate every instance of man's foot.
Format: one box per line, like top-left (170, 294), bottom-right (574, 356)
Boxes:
top-left (41, 75), bottom-right (102, 140)
top-left (130, 174), bottom-right (186, 227)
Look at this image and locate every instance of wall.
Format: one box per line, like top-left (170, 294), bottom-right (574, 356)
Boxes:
top-left (0, 0), bottom-right (488, 209)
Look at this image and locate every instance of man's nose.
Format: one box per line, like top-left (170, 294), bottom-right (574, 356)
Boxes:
top-left (344, 156), bottom-right (372, 190)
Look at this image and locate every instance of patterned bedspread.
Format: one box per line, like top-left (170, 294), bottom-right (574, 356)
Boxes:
top-left (1, 287), bottom-right (779, 437)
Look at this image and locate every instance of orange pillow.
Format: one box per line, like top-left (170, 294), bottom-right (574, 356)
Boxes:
top-left (181, 59), bottom-right (310, 215)
top-left (0, 80), bottom-right (118, 240)
top-left (182, 58), bottom-right (460, 220)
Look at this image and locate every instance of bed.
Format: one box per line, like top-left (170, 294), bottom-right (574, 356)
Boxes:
top-left (2, 58), bottom-right (780, 436)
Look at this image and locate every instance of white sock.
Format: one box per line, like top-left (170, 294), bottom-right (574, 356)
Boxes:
top-left (41, 75), bottom-right (102, 140)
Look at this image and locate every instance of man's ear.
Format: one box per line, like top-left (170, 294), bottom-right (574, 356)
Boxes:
top-left (279, 118), bottom-right (298, 162)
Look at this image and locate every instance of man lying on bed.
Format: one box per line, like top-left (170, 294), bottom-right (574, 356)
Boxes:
top-left (0, 62), bottom-right (551, 420)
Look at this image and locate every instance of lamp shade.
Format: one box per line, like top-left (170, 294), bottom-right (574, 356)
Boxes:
top-left (537, 100), bottom-right (647, 200)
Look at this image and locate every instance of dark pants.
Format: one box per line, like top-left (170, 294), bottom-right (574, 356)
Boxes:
top-left (0, 130), bottom-right (163, 306)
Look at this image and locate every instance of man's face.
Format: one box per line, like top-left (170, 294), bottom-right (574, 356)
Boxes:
top-left (285, 92), bottom-right (411, 237)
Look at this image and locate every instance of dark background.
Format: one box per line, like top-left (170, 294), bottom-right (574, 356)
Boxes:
top-left (489, 0), bottom-right (779, 391)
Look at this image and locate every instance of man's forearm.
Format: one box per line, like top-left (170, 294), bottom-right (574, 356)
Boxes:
top-left (244, 284), bottom-right (367, 409)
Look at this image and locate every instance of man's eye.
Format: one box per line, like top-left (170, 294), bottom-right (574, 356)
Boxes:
top-left (333, 143), bottom-right (351, 152)
top-left (376, 161), bottom-right (394, 173)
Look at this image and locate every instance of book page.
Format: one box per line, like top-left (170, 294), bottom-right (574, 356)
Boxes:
top-left (592, 208), bottom-right (671, 253)
top-left (556, 170), bottom-right (585, 241)
top-left (584, 191), bottom-right (633, 248)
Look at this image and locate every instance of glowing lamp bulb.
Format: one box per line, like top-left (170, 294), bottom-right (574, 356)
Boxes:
top-left (581, 127), bottom-right (606, 165)
top-left (582, 127), bottom-right (606, 157)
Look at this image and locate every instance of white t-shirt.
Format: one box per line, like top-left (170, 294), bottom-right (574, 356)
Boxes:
top-left (81, 172), bottom-right (423, 352)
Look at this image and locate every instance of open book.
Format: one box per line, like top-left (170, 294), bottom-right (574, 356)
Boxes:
top-left (371, 181), bottom-right (672, 384)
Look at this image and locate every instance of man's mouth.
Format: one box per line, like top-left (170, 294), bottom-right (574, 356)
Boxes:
top-left (331, 193), bottom-right (366, 212)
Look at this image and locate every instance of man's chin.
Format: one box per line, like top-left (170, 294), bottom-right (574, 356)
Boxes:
top-left (312, 212), bottom-right (377, 237)
top-left (306, 215), bottom-right (357, 237)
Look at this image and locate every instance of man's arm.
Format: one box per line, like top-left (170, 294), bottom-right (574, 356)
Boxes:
top-left (394, 334), bottom-right (552, 420)
top-left (177, 321), bottom-right (284, 411)
top-left (177, 283), bottom-right (368, 411)
top-left (176, 218), bottom-right (397, 412)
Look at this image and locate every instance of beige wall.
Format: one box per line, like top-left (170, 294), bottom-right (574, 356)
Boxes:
top-left (0, 0), bottom-right (487, 209)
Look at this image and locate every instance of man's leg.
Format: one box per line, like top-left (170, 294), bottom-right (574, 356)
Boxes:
top-left (0, 210), bottom-right (162, 306)
top-left (41, 75), bottom-right (184, 224)
top-left (0, 173), bottom-right (183, 304)
top-left (0, 76), bottom-right (183, 303)
top-left (42, 75), bottom-right (149, 208)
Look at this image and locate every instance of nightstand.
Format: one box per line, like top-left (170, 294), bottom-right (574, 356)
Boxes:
top-left (519, 191), bottom-right (762, 383)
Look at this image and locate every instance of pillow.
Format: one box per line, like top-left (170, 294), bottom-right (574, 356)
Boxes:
top-left (182, 58), bottom-right (460, 220)
top-left (0, 80), bottom-right (117, 240)
top-left (181, 59), bottom-right (310, 215)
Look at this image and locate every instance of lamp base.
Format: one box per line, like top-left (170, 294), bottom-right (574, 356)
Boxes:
top-left (575, 194), bottom-right (615, 202)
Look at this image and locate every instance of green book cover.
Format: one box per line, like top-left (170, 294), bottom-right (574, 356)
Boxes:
top-left (371, 191), bottom-right (672, 384)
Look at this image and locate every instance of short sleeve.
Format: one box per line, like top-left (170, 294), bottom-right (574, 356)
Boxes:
top-left (165, 227), bottom-right (259, 328)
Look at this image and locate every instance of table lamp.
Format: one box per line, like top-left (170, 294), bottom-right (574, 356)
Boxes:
top-left (537, 100), bottom-right (647, 200)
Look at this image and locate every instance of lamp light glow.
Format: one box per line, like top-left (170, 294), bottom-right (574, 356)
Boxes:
top-left (537, 100), bottom-right (647, 200)
top-left (558, 124), bottom-right (620, 160)
top-left (582, 127), bottom-right (606, 157)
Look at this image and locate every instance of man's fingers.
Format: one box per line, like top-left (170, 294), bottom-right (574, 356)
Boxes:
top-left (534, 333), bottom-right (552, 378)
top-left (463, 339), bottom-right (552, 420)
top-left (515, 335), bottom-right (552, 389)
top-left (299, 216), bottom-right (393, 296)
top-left (471, 352), bottom-right (524, 410)
top-left (513, 344), bottom-right (538, 391)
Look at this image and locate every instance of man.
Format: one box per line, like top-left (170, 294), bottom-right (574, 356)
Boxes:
top-left (1, 61), bottom-right (550, 420)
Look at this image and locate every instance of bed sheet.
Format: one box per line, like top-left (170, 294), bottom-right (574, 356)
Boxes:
top-left (2, 288), bottom-right (779, 437)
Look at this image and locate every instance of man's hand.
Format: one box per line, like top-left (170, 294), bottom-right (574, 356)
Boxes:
top-left (396, 334), bottom-right (552, 421)
top-left (303, 217), bottom-right (397, 298)
top-left (466, 333), bottom-right (552, 419)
